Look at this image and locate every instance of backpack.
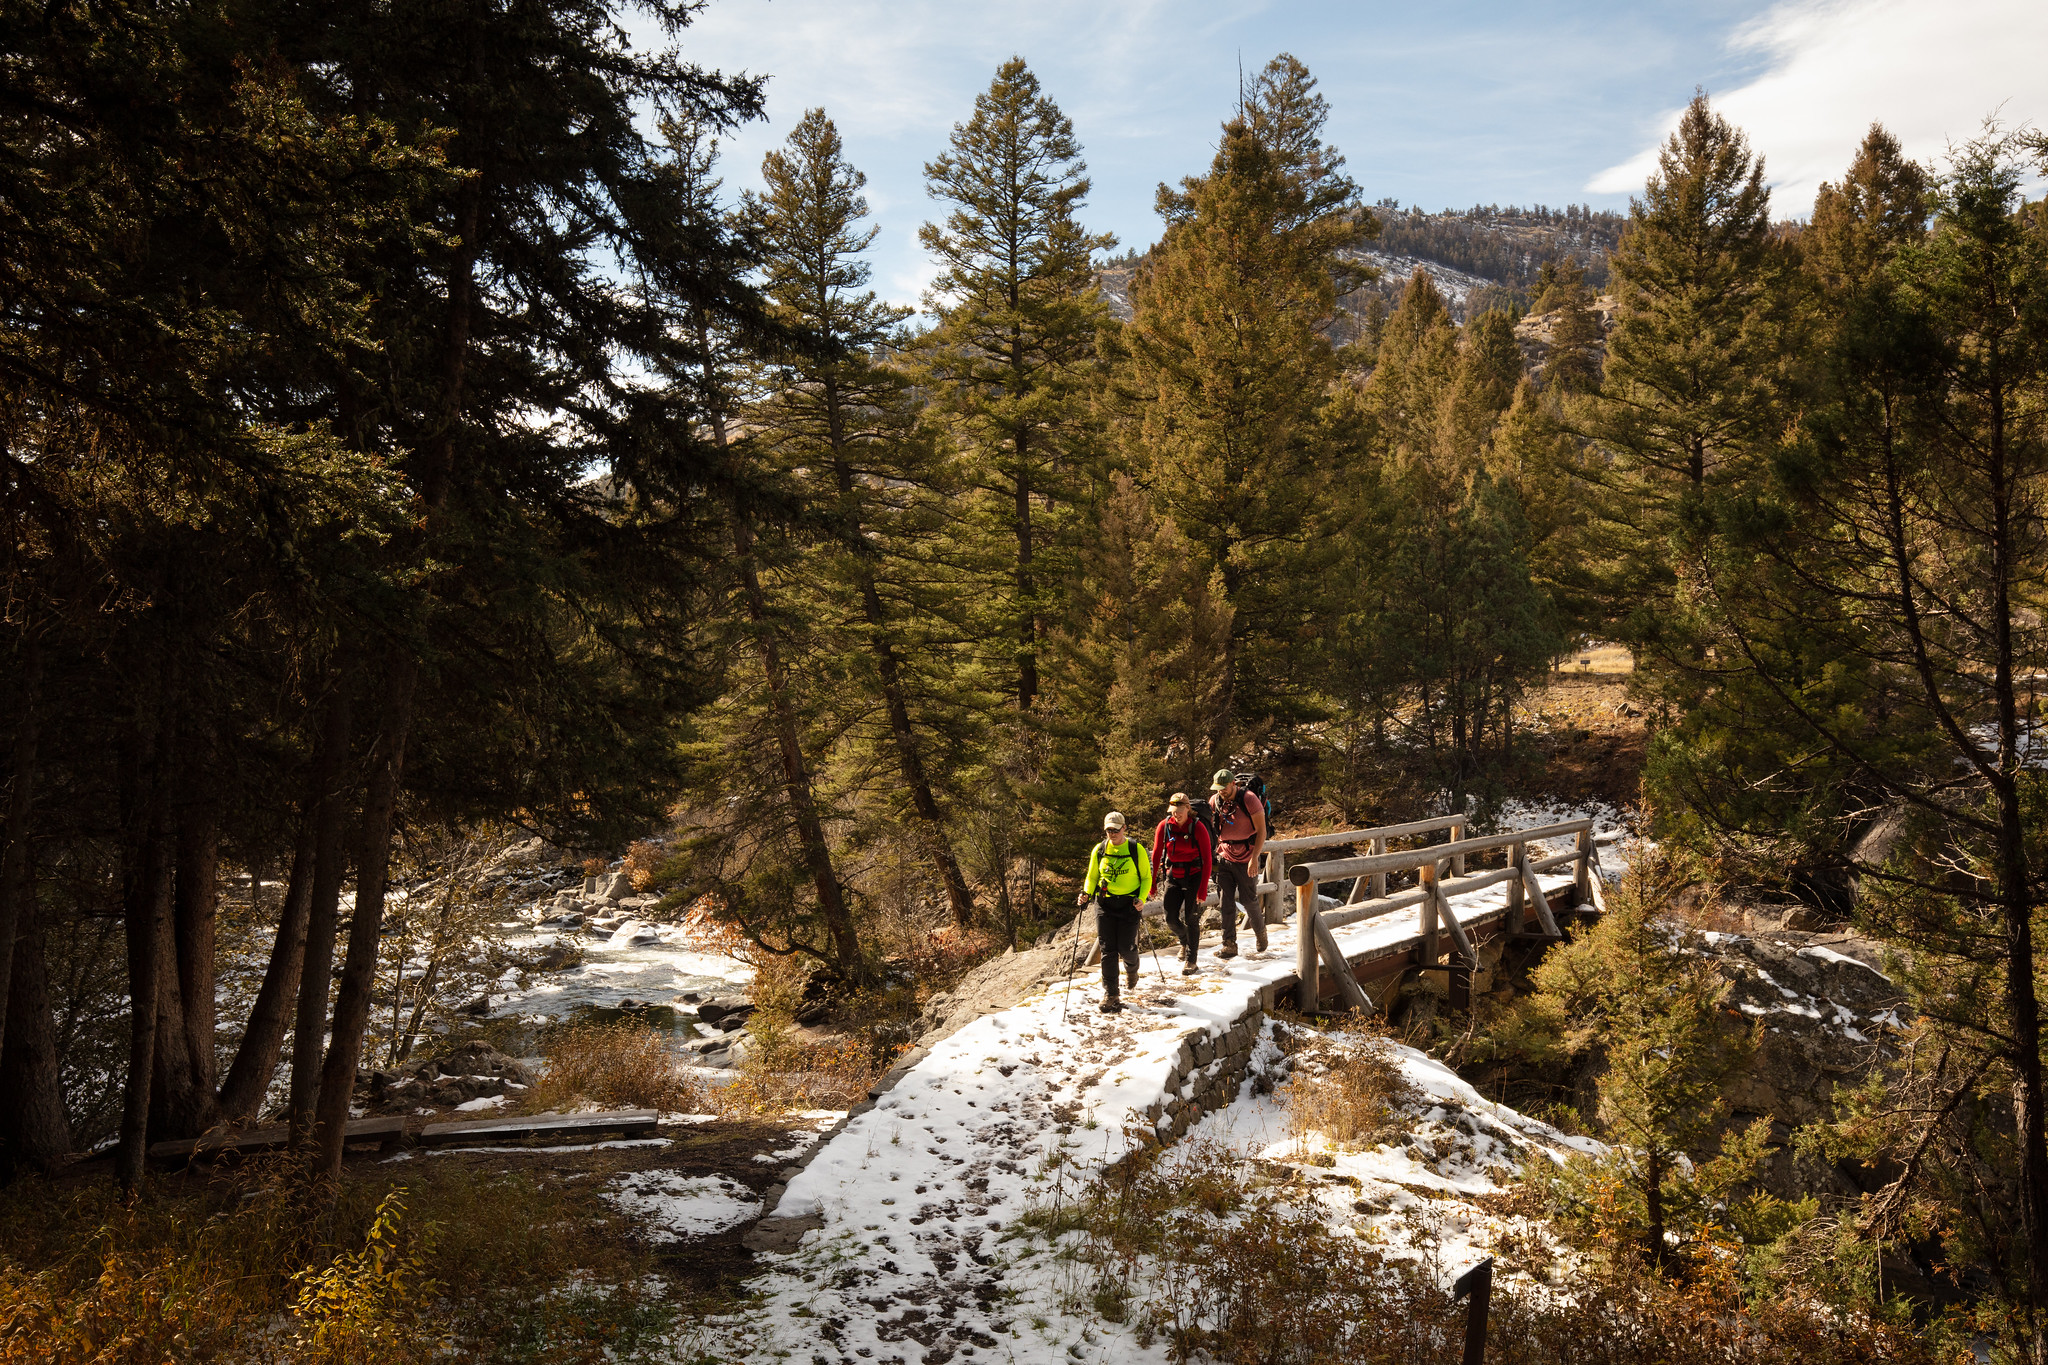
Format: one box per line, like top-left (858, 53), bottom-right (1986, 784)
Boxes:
top-left (1157, 817), bottom-right (1207, 871)
top-left (1219, 773), bottom-right (1276, 834)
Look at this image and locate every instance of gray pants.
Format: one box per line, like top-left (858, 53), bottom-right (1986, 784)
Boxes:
top-left (1216, 860), bottom-right (1259, 944)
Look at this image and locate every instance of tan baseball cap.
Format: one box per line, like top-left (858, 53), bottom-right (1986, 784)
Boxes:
top-left (1168, 792), bottom-right (1190, 807)
top-left (1102, 811), bottom-right (1126, 830)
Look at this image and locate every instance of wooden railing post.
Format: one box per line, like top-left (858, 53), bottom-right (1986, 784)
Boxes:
top-left (1451, 814), bottom-right (1468, 876)
top-left (1418, 861), bottom-right (1439, 966)
top-left (1574, 828), bottom-right (1592, 906)
top-left (1506, 839), bottom-right (1526, 928)
top-left (1296, 877), bottom-right (1319, 1012)
top-left (1268, 849), bottom-right (1286, 931)
top-left (1370, 835), bottom-right (1387, 899)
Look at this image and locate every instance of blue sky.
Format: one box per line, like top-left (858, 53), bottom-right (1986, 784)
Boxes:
top-left (652, 0), bottom-right (2047, 307)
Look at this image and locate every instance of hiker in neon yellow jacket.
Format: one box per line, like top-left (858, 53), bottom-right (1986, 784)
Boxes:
top-left (1075, 811), bottom-right (1153, 1013)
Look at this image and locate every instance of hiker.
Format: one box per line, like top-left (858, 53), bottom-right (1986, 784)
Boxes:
top-left (1151, 793), bottom-right (1213, 976)
top-left (1076, 811), bottom-right (1153, 1013)
top-left (1209, 769), bottom-right (1268, 957)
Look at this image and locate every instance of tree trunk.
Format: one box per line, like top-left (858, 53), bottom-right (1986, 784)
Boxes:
top-left (148, 943), bottom-right (203, 1140)
top-left (290, 690), bottom-right (354, 1143)
top-left (0, 636), bottom-right (43, 1067)
top-left (219, 810), bottom-right (316, 1119)
top-left (1, 905), bottom-right (72, 1178)
top-left (821, 408), bottom-right (974, 928)
top-left (732, 526), bottom-right (861, 972)
top-left (1643, 1146), bottom-right (1667, 1270)
top-left (169, 800), bottom-right (220, 1132)
top-left (116, 718), bottom-right (175, 1199)
top-left (1014, 451), bottom-right (1037, 712)
top-left (314, 658), bottom-right (418, 1183)
top-left (701, 342), bottom-right (857, 972)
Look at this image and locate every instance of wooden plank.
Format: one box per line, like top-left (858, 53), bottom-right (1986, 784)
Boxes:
top-left (1575, 829), bottom-right (1593, 904)
top-left (1321, 886), bottom-right (1428, 930)
top-left (1432, 869), bottom-right (1479, 965)
top-left (151, 1115), bottom-right (407, 1162)
top-left (1522, 863), bottom-right (1564, 938)
top-left (418, 1109), bottom-right (659, 1147)
top-left (1291, 819), bottom-right (1594, 883)
top-left (1263, 813), bottom-right (1465, 856)
top-left (1419, 863), bottom-right (1440, 965)
top-left (1506, 840), bottom-right (1526, 927)
top-left (1312, 912), bottom-right (1375, 1013)
top-left (1296, 879), bottom-right (1319, 1012)
top-left (1587, 865), bottom-right (1610, 915)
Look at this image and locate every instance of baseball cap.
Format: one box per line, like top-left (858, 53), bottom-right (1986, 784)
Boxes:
top-left (1168, 792), bottom-right (1190, 807)
top-left (1102, 811), bottom-right (1126, 830)
top-left (1210, 768), bottom-right (1234, 791)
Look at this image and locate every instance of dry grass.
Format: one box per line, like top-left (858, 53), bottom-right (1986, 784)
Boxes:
top-left (1284, 1036), bottom-right (1418, 1151)
top-left (523, 1020), bottom-right (702, 1114)
top-left (717, 1018), bottom-right (897, 1117)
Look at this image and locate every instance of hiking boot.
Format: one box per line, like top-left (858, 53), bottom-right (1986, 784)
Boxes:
top-left (1217, 942), bottom-right (1238, 960)
top-left (1099, 996), bottom-right (1123, 1014)
top-left (1126, 956), bottom-right (1140, 989)
top-left (1253, 924), bottom-right (1269, 953)
top-left (1181, 956), bottom-right (1200, 977)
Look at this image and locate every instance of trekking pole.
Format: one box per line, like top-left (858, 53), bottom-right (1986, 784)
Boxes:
top-left (1060, 901), bottom-right (1089, 1024)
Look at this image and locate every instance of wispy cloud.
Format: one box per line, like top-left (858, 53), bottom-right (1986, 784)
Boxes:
top-left (1588, 0), bottom-right (2048, 214)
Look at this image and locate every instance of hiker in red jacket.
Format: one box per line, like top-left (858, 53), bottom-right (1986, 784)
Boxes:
top-left (1151, 793), bottom-right (1213, 976)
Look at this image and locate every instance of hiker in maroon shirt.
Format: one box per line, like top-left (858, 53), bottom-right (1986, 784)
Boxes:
top-left (1151, 793), bottom-right (1212, 976)
top-left (1209, 769), bottom-right (1267, 957)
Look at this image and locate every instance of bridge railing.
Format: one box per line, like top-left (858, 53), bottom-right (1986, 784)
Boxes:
top-left (1284, 818), bottom-right (1604, 1012)
top-left (1127, 812), bottom-right (1471, 923)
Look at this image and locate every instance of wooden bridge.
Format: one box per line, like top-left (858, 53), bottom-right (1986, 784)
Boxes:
top-left (1126, 813), bottom-right (1611, 1013)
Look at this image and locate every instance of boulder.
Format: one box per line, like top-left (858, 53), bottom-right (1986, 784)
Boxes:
top-left (418, 1040), bottom-right (536, 1086)
top-left (695, 996), bottom-right (754, 1024)
top-left (528, 942), bottom-right (580, 972)
top-left (601, 871), bottom-right (635, 900)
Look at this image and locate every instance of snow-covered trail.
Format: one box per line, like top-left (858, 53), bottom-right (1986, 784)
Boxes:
top-left (736, 845), bottom-right (1608, 1365)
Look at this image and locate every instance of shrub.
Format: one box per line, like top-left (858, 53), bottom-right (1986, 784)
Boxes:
top-left (524, 1020), bottom-right (700, 1114)
top-left (290, 1188), bottom-right (444, 1363)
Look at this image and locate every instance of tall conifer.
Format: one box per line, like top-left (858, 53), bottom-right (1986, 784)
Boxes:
top-left (745, 110), bottom-right (979, 927)
top-left (917, 59), bottom-right (1112, 717)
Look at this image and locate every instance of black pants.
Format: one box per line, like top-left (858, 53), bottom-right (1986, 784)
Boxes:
top-left (1162, 877), bottom-right (1202, 952)
top-left (1216, 859), bottom-right (1259, 944)
top-left (1097, 895), bottom-right (1140, 994)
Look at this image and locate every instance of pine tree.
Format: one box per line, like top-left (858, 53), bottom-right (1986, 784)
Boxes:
top-left (1523, 847), bottom-right (1766, 1267)
top-left (1579, 91), bottom-right (1787, 652)
top-left (743, 109), bottom-right (979, 928)
top-left (1331, 272), bottom-right (1565, 806)
top-left (917, 57), bottom-right (1112, 718)
top-left (1118, 114), bottom-right (1361, 768)
top-left (1663, 126), bottom-right (2048, 1356)
top-left (916, 59), bottom-right (1113, 925)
